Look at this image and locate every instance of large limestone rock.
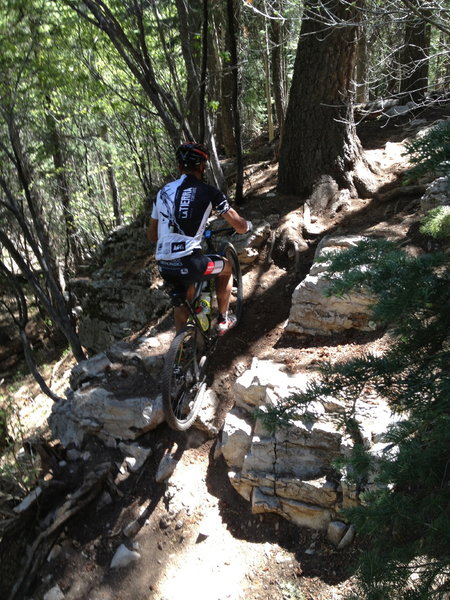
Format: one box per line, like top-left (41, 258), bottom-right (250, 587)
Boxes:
top-left (218, 358), bottom-right (396, 532)
top-left (49, 339), bottom-right (165, 447)
top-left (70, 218), bottom-right (170, 353)
top-left (286, 235), bottom-right (377, 336)
top-left (420, 175), bottom-right (450, 212)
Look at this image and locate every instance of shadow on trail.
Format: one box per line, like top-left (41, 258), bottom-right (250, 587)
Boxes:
top-left (205, 447), bottom-right (360, 586)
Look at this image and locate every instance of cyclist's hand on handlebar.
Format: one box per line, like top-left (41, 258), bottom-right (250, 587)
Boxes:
top-left (245, 220), bottom-right (253, 234)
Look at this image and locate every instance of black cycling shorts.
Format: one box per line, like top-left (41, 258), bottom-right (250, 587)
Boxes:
top-left (158, 250), bottom-right (225, 288)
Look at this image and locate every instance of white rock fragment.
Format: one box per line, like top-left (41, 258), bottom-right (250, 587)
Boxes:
top-left (110, 544), bottom-right (141, 569)
top-left (337, 524), bottom-right (356, 549)
top-left (43, 584), bottom-right (65, 600)
top-left (155, 451), bottom-right (178, 482)
top-left (327, 520), bottom-right (348, 547)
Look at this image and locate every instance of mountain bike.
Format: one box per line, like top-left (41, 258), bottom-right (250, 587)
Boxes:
top-left (161, 227), bottom-right (243, 431)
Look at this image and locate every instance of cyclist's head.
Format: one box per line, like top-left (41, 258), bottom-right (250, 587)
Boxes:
top-left (176, 142), bottom-right (209, 171)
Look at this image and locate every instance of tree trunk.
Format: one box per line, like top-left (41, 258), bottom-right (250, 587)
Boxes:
top-left (44, 98), bottom-right (82, 268)
top-left (400, 4), bottom-right (430, 102)
top-left (211, 1), bottom-right (235, 157)
top-left (226, 0), bottom-right (244, 205)
top-left (270, 1), bottom-right (287, 140)
top-left (278, 0), bottom-right (375, 206)
top-left (356, 28), bottom-right (369, 104)
top-left (99, 124), bottom-right (123, 227)
top-left (175, 0), bottom-right (202, 141)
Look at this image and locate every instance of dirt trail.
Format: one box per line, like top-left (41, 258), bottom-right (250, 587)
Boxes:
top-left (4, 105), bottom-right (449, 600)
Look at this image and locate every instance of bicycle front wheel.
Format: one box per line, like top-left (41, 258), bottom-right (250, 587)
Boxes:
top-left (221, 242), bottom-right (243, 324)
top-left (162, 327), bottom-right (207, 431)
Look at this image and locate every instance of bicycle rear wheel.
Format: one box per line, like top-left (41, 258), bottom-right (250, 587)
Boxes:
top-left (221, 242), bottom-right (243, 324)
top-left (162, 326), bottom-right (207, 431)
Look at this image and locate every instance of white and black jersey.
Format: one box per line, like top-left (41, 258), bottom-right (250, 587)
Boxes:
top-left (152, 174), bottom-right (230, 261)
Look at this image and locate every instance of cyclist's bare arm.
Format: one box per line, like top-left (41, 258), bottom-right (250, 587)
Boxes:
top-left (223, 208), bottom-right (250, 234)
top-left (148, 218), bottom-right (158, 242)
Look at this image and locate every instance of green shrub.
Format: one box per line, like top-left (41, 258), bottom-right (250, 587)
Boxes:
top-left (263, 239), bottom-right (450, 600)
top-left (403, 120), bottom-right (450, 183)
top-left (420, 205), bottom-right (450, 238)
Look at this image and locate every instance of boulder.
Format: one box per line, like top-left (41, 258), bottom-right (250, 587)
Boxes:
top-left (420, 175), bottom-right (450, 212)
top-left (286, 235), bottom-right (377, 336)
top-left (49, 340), bottom-right (165, 447)
top-left (220, 359), bottom-right (396, 533)
top-left (69, 218), bottom-right (170, 353)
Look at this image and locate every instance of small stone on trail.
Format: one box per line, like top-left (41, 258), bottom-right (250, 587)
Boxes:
top-left (337, 523), bottom-right (356, 549)
top-left (155, 451), bottom-right (178, 482)
top-left (110, 544), bottom-right (141, 568)
top-left (43, 584), bottom-right (65, 600)
top-left (123, 520), bottom-right (140, 538)
top-left (327, 520), bottom-right (348, 547)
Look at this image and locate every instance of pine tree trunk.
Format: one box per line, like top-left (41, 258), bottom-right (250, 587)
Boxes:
top-left (400, 5), bottom-right (430, 102)
top-left (226, 0), bottom-right (244, 204)
top-left (356, 28), bottom-right (369, 104)
top-left (45, 99), bottom-right (82, 268)
top-left (270, 1), bottom-right (287, 139)
top-left (99, 124), bottom-right (123, 227)
top-left (278, 0), bottom-right (375, 204)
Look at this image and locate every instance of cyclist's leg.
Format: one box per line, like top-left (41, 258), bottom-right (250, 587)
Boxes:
top-left (159, 252), bottom-right (215, 332)
top-left (199, 253), bottom-right (232, 315)
top-left (215, 258), bottom-right (232, 316)
top-left (174, 283), bottom-right (195, 332)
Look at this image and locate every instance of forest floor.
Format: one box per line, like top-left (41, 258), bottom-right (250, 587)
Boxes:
top-left (1, 102), bottom-right (449, 600)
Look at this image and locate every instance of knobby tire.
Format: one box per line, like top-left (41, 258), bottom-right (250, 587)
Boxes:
top-left (220, 242), bottom-right (243, 323)
top-left (162, 327), bottom-right (207, 431)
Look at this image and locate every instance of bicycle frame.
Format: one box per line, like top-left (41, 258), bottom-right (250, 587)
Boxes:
top-left (162, 226), bottom-right (243, 431)
top-left (168, 226), bottom-right (236, 342)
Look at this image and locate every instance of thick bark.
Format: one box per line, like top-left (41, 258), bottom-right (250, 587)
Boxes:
top-left (356, 28), bottom-right (369, 104)
top-left (278, 0), bottom-right (372, 202)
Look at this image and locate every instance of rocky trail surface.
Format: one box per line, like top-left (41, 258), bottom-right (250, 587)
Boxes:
top-left (1, 103), bottom-right (448, 600)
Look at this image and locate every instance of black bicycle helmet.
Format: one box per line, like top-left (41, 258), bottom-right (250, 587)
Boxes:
top-left (176, 142), bottom-right (209, 169)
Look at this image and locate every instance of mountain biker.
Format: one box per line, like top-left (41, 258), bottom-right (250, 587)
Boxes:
top-left (148, 142), bottom-right (252, 334)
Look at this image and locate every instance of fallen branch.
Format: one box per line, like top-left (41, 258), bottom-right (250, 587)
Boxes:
top-left (7, 461), bottom-right (111, 600)
top-left (375, 184), bottom-right (426, 203)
